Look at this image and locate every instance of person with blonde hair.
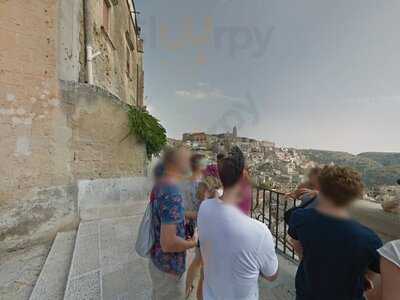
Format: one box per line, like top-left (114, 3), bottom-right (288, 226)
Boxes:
top-left (186, 176), bottom-right (222, 299)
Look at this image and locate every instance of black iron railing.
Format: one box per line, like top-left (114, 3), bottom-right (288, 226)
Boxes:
top-left (251, 187), bottom-right (301, 262)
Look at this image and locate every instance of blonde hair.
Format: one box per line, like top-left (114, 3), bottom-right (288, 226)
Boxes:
top-left (196, 176), bottom-right (222, 200)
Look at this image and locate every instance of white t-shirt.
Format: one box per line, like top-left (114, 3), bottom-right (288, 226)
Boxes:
top-left (198, 198), bottom-right (278, 300)
top-left (378, 240), bottom-right (400, 268)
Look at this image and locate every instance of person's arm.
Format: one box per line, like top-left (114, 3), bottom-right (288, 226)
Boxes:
top-left (185, 210), bottom-right (197, 220)
top-left (160, 224), bottom-right (197, 252)
top-left (363, 271), bottom-right (381, 300)
top-left (380, 256), bottom-right (400, 300)
top-left (262, 270), bottom-right (278, 282)
top-left (363, 233), bottom-right (384, 299)
top-left (258, 228), bottom-right (279, 282)
top-left (289, 237), bottom-right (303, 259)
top-left (287, 210), bottom-right (303, 259)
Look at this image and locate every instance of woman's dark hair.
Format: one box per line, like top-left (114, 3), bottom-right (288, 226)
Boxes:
top-left (218, 146), bottom-right (245, 188)
top-left (397, 179), bottom-right (400, 185)
top-left (190, 153), bottom-right (205, 171)
top-left (216, 153), bottom-right (226, 162)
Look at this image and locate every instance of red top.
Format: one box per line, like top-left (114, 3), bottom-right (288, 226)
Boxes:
top-left (204, 164), bottom-right (251, 215)
top-left (238, 178), bottom-right (252, 215)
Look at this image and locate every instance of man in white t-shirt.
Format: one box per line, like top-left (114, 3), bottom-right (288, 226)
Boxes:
top-left (198, 149), bottom-right (278, 300)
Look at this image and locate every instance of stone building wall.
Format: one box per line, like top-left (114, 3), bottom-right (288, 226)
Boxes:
top-left (82, 0), bottom-right (144, 106)
top-left (0, 0), bottom-right (62, 214)
top-left (0, 0), bottom-right (147, 253)
top-left (61, 81), bottom-right (146, 180)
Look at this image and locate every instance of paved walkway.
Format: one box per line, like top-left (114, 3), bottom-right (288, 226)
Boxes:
top-left (64, 215), bottom-right (151, 300)
top-left (64, 214), bottom-right (296, 300)
top-left (1, 200), bottom-right (296, 300)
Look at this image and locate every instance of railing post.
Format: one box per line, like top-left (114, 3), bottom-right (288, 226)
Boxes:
top-left (262, 189), bottom-right (266, 224)
top-left (250, 187), bottom-right (299, 263)
top-left (268, 190), bottom-right (272, 229)
top-left (283, 199), bottom-right (288, 254)
top-left (275, 193), bottom-right (280, 249)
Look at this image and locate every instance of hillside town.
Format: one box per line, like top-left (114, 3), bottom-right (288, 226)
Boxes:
top-left (174, 128), bottom-right (400, 206)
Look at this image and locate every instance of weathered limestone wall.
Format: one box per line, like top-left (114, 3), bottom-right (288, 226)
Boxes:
top-left (58, 0), bottom-right (83, 82)
top-left (0, 0), bottom-right (146, 252)
top-left (84, 0), bottom-right (143, 106)
top-left (351, 200), bottom-right (400, 242)
top-left (0, 80), bottom-right (147, 253)
top-left (60, 81), bottom-right (146, 180)
top-left (1, 0), bottom-right (62, 203)
top-left (0, 0), bottom-right (72, 252)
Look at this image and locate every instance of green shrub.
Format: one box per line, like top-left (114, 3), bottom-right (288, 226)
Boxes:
top-left (124, 106), bottom-right (167, 159)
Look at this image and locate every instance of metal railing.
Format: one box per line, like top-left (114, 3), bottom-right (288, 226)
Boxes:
top-left (251, 187), bottom-right (301, 262)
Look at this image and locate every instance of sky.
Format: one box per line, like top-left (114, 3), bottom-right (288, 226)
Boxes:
top-left (135, 0), bottom-right (400, 154)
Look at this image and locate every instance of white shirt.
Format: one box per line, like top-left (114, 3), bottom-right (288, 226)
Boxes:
top-left (378, 240), bottom-right (400, 268)
top-left (198, 198), bottom-right (278, 300)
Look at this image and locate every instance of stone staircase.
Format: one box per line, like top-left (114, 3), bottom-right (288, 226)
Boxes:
top-left (29, 201), bottom-right (149, 300)
top-left (29, 231), bottom-right (76, 300)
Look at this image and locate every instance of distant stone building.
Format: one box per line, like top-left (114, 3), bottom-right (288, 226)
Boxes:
top-left (0, 0), bottom-right (147, 252)
top-left (260, 140), bottom-right (275, 149)
top-left (182, 132), bottom-right (208, 144)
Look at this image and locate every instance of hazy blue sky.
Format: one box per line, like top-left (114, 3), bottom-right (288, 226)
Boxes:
top-left (136, 0), bottom-right (400, 154)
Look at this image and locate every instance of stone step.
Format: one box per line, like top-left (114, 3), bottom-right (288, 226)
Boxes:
top-left (64, 201), bottom-right (150, 300)
top-left (29, 231), bottom-right (76, 300)
top-left (78, 177), bottom-right (152, 221)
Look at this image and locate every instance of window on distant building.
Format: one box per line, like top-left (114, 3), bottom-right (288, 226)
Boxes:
top-left (126, 31), bottom-right (134, 79)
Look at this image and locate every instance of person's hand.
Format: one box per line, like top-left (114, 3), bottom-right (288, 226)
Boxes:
top-left (297, 188), bottom-right (318, 198)
top-left (364, 276), bottom-right (374, 291)
top-left (189, 228), bottom-right (198, 247)
top-left (285, 192), bottom-right (295, 200)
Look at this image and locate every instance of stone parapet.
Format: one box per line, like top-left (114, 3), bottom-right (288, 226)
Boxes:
top-left (351, 200), bottom-right (400, 241)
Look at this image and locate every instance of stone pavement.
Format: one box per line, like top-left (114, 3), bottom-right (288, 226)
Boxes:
top-left (2, 198), bottom-right (296, 300)
top-left (64, 215), bottom-right (151, 300)
top-left (63, 211), bottom-right (296, 299)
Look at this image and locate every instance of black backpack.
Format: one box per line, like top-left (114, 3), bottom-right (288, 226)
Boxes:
top-left (284, 195), bottom-right (317, 225)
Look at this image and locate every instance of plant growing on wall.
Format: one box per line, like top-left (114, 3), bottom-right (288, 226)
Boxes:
top-left (123, 106), bottom-right (167, 159)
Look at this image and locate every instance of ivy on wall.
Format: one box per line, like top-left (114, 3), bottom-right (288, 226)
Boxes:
top-left (123, 106), bottom-right (167, 159)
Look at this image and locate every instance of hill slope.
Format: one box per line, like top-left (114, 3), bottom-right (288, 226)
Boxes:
top-left (358, 152), bottom-right (400, 166)
top-left (299, 149), bottom-right (400, 187)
